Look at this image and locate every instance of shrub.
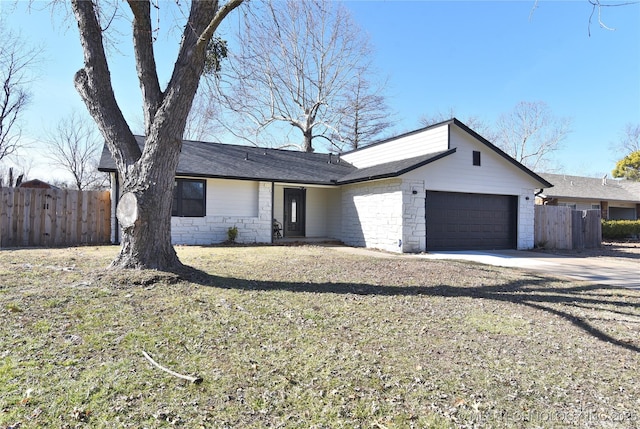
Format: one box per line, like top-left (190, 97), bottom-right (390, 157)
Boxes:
top-left (226, 225), bottom-right (239, 243)
top-left (601, 219), bottom-right (640, 239)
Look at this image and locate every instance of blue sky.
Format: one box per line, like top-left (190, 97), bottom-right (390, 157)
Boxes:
top-left (2, 0), bottom-right (639, 182)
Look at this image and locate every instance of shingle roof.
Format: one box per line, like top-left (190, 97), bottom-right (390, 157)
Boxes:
top-left (98, 136), bottom-right (359, 185)
top-left (539, 173), bottom-right (640, 202)
top-left (98, 136), bottom-right (460, 186)
top-left (336, 149), bottom-right (456, 184)
top-left (98, 130), bottom-right (552, 188)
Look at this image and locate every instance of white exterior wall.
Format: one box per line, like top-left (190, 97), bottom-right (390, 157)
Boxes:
top-left (305, 187), bottom-right (327, 237)
top-left (207, 178), bottom-right (258, 216)
top-left (273, 185), bottom-right (342, 239)
top-left (341, 125), bottom-right (449, 168)
top-left (326, 188), bottom-right (342, 239)
top-left (273, 186), bottom-right (284, 227)
top-left (517, 191), bottom-right (535, 249)
top-left (401, 125), bottom-right (543, 250)
top-left (401, 180), bottom-right (426, 252)
top-left (109, 172), bottom-right (118, 244)
top-left (172, 179), bottom-right (272, 245)
top-left (341, 179), bottom-right (404, 253)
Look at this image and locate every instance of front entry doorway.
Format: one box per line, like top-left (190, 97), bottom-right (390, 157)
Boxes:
top-left (284, 188), bottom-right (306, 237)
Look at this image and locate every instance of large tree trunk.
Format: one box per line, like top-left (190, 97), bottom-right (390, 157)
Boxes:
top-left (71, 0), bottom-right (244, 271)
top-left (113, 137), bottom-right (182, 270)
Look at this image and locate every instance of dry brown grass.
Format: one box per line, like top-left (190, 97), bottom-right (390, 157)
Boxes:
top-left (1, 244), bottom-right (639, 428)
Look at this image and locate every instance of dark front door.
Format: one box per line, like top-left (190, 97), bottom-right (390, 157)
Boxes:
top-left (284, 188), bottom-right (306, 237)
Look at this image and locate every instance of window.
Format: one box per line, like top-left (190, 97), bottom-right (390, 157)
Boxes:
top-left (591, 204), bottom-right (601, 210)
top-left (473, 151), bottom-right (481, 166)
top-left (559, 202), bottom-right (577, 210)
top-left (173, 179), bottom-right (206, 217)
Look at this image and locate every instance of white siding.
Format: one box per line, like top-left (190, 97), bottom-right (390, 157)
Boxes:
top-left (172, 180), bottom-right (272, 245)
top-left (404, 126), bottom-right (543, 194)
top-left (326, 188), bottom-right (342, 239)
top-left (306, 187), bottom-right (328, 237)
top-left (341, 125), bottom-right (449, 168)
top-left (109, 172), bottom-right (118, 243)
top-left (273, 186), bottom-right (284, 226)
top-left (400, 125), bottom-right (543, 250)
top-left (273, 185), bottom-right (342, 239)
top-left (208, 179), bottom-right (258, 217)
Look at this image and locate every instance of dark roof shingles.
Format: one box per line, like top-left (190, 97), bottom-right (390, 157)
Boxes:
top-left (99, 137), bottom-right (358, 185)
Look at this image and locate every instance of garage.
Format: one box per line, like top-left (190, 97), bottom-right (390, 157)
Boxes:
top-left (426, 191), bottom-right (517, 251)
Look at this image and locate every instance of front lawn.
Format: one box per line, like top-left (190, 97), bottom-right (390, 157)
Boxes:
top-left (1, 245), bottom-right (639, 428)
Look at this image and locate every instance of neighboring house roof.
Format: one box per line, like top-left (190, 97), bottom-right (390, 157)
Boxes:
top-left (539, 173), bottom-right (640, 203)
top-left (17, 179), bottom-right (58, 189)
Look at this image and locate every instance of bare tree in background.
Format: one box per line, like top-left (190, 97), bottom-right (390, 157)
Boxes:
top-left (70, 0), bottom-right (244, 270)
top-left (44, 112), bottom-right (107, 190)
top-left (419, 108), bottom-right (497, 142)
top-left (0, 23), bottom-right (40, 162)
top-left (530, 0), bottom-right (636, 36)
top-left (184, 83), bottom-right (225, 142)
top-left (331, 67), bottom-right (394, 151)
top-left (211, 0), bottom-right (388, 152)
top-left (493, 101), bottom-right (572, 171)
top-left (612, 123), bottom-right (640, 154)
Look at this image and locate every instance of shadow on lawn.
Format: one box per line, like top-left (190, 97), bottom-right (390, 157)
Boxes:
top-left (177, 266), bottom-right (640, 354)
top-left (536, 242), bottom-right (640, 261)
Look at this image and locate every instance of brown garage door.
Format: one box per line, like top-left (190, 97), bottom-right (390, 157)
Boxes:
top-left (426, 191), bottom-right (517, 250)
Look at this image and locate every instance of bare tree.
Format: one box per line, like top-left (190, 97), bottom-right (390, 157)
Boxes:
top-left (493, 101), bottom-right (572, 171)
top-left (612, 123), bottom-right (640, 155)
top-left (44, 112), bottom-right (107, 190)
top-left (530, 0), bottom-right (637, 36)
top-left (419, 108), bottom-right (497, 142)
top-left (0, 23), bottom-right (40, 162)
top-left (71, 0), bottom-right (244, 270)
top-left (331, 67), bottom-right (394, 151)
top-left (184, 83), bottom-right (225, 142)
top-left (212, 0), bottom-right (385, 152)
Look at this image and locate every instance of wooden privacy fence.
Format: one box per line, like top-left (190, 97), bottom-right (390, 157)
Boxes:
top-left (535, 205), bottom-right (601, 250)
top-left (0, 187), bottom-right (111, 247)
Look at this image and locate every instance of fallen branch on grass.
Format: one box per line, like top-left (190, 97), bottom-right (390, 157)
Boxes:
top-left (142, 350), bottom-right (203, 384)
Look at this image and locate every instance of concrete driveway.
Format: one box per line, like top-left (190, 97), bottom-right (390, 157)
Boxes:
top-left (420, 249), bottom-right (640, 289)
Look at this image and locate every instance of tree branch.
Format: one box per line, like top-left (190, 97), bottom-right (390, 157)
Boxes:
top-left (127, 0), bottom-right (163, 137)
top-left (198, 0), bottom-right (245, 48)
top-left (142, 350), bottom-right (203, 384)
top-left (71, 0), bottom-right (139, 172)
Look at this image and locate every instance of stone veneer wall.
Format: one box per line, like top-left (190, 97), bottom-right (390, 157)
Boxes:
top-left (171, 181), bottom-right (272, 245)
top-left (517, 190), bottom-right (534, 249)
top-left (341, 179), bottom-right (405, 253)
top-left (401, 180), bottom-right (426, 253)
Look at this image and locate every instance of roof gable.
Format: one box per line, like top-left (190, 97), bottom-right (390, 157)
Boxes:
top-left (342, 118), bottom-right (552, 189)
top-left (448, 119), bottom-right (552, 189)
